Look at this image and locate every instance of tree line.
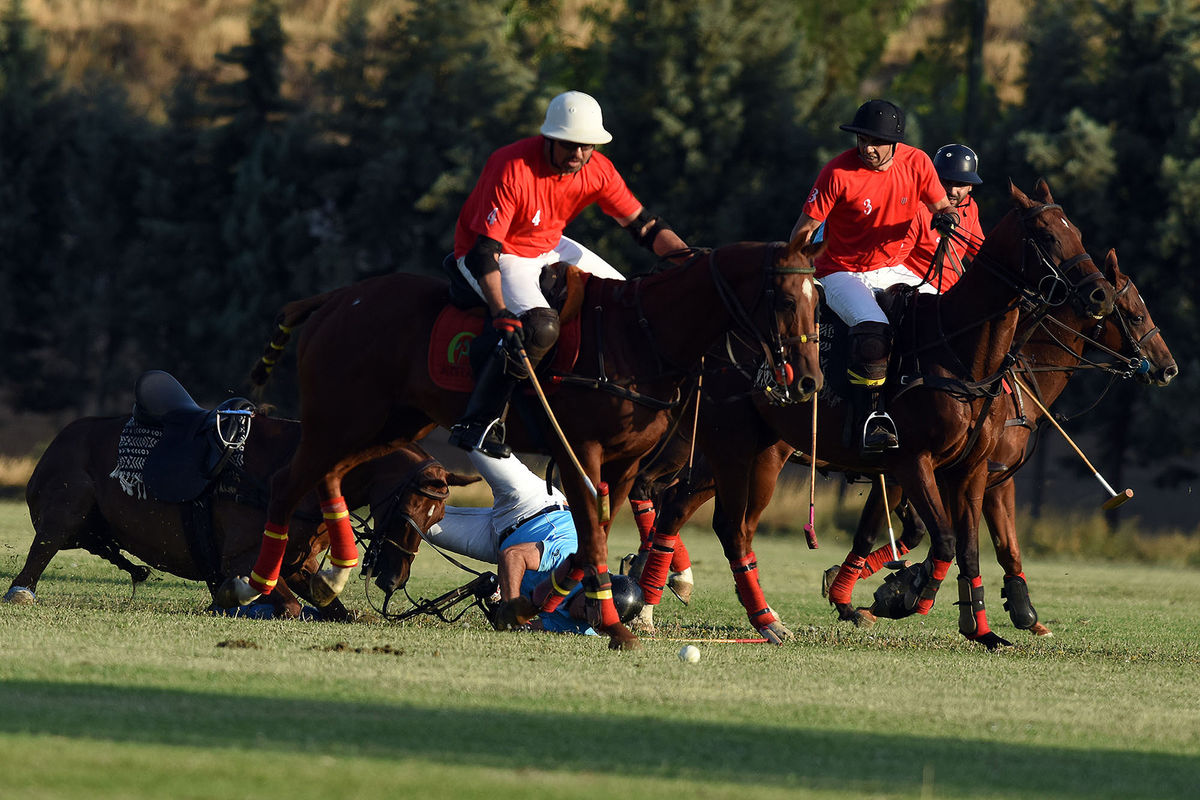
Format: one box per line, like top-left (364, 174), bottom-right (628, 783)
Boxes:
top-left (0, 0), bottom-right (1195, 496)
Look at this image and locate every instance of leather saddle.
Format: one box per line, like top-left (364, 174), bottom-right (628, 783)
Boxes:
top-left (133, 370), bottom-right (254, 502)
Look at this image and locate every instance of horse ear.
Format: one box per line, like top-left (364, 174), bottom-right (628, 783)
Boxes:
top-left (448, 472), bottom-right (482, 487)
top-left (797, 238), bottom-right (826, 262)
top-left (1034, 178), bottom-right (1054, 204)
top-left (1104, 248), bottom-right (1121, 282)
top-left (1008, 179), bottom-right (1031, 207)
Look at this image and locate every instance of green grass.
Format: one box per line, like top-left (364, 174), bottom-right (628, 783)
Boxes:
top-left (2, 499), bottom-right (1198, 799)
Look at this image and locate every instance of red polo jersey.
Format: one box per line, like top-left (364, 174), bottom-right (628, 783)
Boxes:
top-left (454, 136), bottom-right (642, 258)
top-left (801, 144), bottom-right (946, 278)
top-left (898, 196), bottom-right (984, 291)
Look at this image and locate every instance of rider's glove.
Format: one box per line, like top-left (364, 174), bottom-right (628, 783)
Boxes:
top-left (492, 309), bottom-right (524, 355)
top-left (931, 209), bottom-right (960, 237)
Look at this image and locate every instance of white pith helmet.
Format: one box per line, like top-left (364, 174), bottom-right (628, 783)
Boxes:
top-left (539, 91), bottom-right (612, 145)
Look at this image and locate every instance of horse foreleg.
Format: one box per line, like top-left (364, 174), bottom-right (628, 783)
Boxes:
top-left (826, 479), bottom-right (892, 625)
top-left (892, 457), bottom-right (954, 616)
top-left (308, 481), bottom-right (360, 607)
top-left (984, 480), bottom-right (1047, 635)
top-left (857, 481), bottom-right (912, 579)
top-left (714, 444), bottom-right (792, 644)
top-left (950, 469), bottom-right (1012, 649)
top-left (639, 477), bottom-right (713, 608)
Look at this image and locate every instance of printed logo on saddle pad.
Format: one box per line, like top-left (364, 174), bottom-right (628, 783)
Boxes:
top-left (428, 306), bottom-right (581, 393)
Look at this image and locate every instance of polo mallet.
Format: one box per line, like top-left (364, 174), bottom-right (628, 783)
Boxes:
top-left (515, 343), bottom-right (610, 523)
top-left (878, 472), bottom-right (905, 568)
top-left (1010, 374), bottom-right (1133, 510)
top-left (803, 393), bottom-right (819, 549)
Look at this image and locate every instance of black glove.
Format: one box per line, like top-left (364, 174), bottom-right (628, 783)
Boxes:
top-left (931, 209), bottom-right (960, 237)
top-left (492, 308), bottom-right (524, 356)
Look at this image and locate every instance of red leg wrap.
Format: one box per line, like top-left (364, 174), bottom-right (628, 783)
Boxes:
top-left (583, 564), bottom-right (620, 628)
top-left (533, 562), bottom-right (584, 613)
top-left (671, 537), bottom-right (692, 572)
top-left (631, 499), bottom-right (656, 551)
top-left (731, 552), bottom-right (778, 627)
top-left (249, 522), bottom-right (289, 594)
top-left (861, 540), bottom-right (910, 578)
top-left (914, 558), bottom-right (952, 615)
top-left (638, 533), bottom-right (676, 606)
top-left (321, 496), bottom-right (358, 568)
top-left (828, 554), bottom-right (866, 606)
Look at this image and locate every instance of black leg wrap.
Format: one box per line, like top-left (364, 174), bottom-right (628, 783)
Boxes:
top-left (956, 574), bottom-right (986, 637)
top-left (1001, 574), bottom-right (1038, 629)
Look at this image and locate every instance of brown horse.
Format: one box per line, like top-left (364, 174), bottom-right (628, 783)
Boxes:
top-left (220, 241), bottom-right (823, 649)
top-left (4, 414), bottom-right (463, 618)
top-left (635, 181), bottom-right (1116, 647)
top-left (843, 247), bottom-right (1177, 635)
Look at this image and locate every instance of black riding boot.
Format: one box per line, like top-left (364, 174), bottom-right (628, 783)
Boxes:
top-left (847, 322), bottom-right (898, 453)
top-left (448, 344), bottom-right (518, 459)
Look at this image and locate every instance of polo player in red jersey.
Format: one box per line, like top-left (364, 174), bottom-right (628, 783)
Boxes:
top-left (788, 99), bottom-right (956, 453)
top-left (448, 90), bottom-right (689, 459)
top-left (894, 143), bottom-right (986, 292)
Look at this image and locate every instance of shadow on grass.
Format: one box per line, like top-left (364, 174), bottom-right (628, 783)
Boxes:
top-left (1, 680), bottom-right (1194, 797)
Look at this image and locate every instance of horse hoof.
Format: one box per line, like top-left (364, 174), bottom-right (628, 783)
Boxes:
top-left (1029, 623), bottom-right (1053, 637)
top-left (852, 607), bottom-right (877, 628)
top-left (820, 564), bottom-right (840, 599)
top-left (628, 604), bottom-right (657, 635)
top-left (759, 620), bottom-right (793, 645)
top-left (667, 568), bottom-right (693, 605)
top-left (309, 567), bottom-right (351, 607)
top-left (619, 552), bottom-right (647, 581)
top-left (605, 622), bottom-right (642, 651)
top-left (3, 586), bottom-right (36, 604)
top-left (214, 577), bottom-right (261, 608)
top-left (968, 631), bottom-right (1014, 650)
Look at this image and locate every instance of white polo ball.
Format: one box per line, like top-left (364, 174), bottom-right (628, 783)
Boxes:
top-left (678, 644), bottom-right (701, 663)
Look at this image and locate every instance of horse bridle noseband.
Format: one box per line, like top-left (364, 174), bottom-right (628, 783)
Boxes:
top-left (708, 244), bottom-right (818, 406)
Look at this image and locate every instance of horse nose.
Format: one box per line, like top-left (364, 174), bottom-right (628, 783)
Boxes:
top-left (1160, 362), bottom-right (1179, 386)
top-left (1090, 285), bottom-right (1115, 318)
top-left (797, 374), bottom-right (821, 398)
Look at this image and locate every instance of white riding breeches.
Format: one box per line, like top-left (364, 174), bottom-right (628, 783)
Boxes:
top-left (457, 235), bottom-right (626, 315)
top-left (421, 451), bottom-right (567, 563)
top-left (872, 264), bottom-right (940, 295)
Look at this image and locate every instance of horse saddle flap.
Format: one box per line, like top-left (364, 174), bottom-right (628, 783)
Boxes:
top-left (130, 370), bottom-right (254, 502)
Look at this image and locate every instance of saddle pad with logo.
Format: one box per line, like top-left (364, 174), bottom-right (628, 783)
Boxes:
top-left (110, 416), bottom-right (243, 501)
top-left (428, 306), bottom-right (581, 393)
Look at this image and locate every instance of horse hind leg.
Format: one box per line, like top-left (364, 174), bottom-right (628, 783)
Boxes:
top-left (6, 480), bottom-right (101, 603)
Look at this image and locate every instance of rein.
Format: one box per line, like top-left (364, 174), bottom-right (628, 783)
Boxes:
top-left (893, 202), bottom-right (1108, 469)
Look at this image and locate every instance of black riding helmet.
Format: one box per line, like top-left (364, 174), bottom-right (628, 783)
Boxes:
top-left (839, 99), bottom-right (906, 143)
top-left (932, 143), bottom-right (982, 185)
top-left (610, 573), bottom-right (646, 624)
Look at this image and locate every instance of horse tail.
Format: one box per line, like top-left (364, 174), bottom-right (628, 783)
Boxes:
top-left (249, 291), bottom-right (336, 396)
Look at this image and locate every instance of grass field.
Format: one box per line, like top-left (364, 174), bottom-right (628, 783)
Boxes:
top-left (2, 497), bottom-right (1198, 799)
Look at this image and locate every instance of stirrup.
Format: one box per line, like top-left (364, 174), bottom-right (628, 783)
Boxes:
top-left (861, 411), bottom-right (899, 452)
top-left (448, 418), bottom-right (511, 459)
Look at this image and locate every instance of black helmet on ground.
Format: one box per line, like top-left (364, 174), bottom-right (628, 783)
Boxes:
top-left (610, 573), bottom-right (646, 624)
top-left (839, 99), bottom-right (906, 143)
top-left (932, 143), bottom-right (982, 185)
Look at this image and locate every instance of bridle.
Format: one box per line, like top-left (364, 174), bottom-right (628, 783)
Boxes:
top-left (708, 243), bottom-right (818, 406)
top-left (357, 457), bottom-right (449, 576)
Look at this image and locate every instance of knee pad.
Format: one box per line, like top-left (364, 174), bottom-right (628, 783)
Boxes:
top-left (848, 321), bottom-right (892, 384)
top-left (520, 307), bottom-right (560, 368)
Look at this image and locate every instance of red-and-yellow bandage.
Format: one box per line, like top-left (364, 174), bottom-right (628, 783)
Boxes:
top-left (249, 522), bottom-right (289, 594)
top-left (321, 496), bottom-right (358, 568)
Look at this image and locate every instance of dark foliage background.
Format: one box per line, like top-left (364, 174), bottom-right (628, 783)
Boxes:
top-left (0, 0), bottom-right (1195, 508)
